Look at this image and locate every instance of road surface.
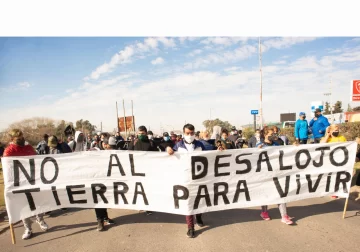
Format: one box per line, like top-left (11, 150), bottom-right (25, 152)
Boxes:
top-left (1, 197), bottom-right (359, 252)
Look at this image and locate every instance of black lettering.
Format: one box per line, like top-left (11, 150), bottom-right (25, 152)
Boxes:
top-left (132, 182), bottom-right (149, 205)
top-left (330, 147), bottom-right (349, 167)
top-left (66, 185), bottom-right (87, 204)
top-left (215, 154), bottom-right (231, 177)
top-left (306, 174), bottom-right (323, 193)
top-left (233, 180), bottom-right (251, 202)
top-left (129, 154), bottom-right (145, 176)
top-left (326, 173), bottom-right (332, 192)
top-left (107, 154), bottom-right (126, 177)
top-left (12, 188), bottom-right (40, 211)
top-left (114, 182), bottom-right (129, 204)
top-left (313, 147), bottom-right (330, 167)
top-left (334, 171), bottom-right (351, 193)
top-left (13, 159), bottom-right (35, 187)
top-left (40, 157), bottom-right (59, 184)
top-left (193, 185), bottom-right (211, 209)
top-left (91, 183), bottom-right (108, 204)
top-left (173, 185), bottom-right (189, 209)
top-left (235, 153), bottom-right (252, 174)
top-left (256, 151), bottom-right (272, 172)
top-left (295, 149), bottom-right (311, 169)
top-left (273, 176), bottom-right (290, 198)
top-left (296, 174), bottom-right (301, 195)
top-left (191, 156), bottom-right (208, 180)
top-left (279, 150), bottom-right (292, 170)
top-left (214, 182), bottom-right (230, 206)
top-left (51, 186), bottom-right (61, 206)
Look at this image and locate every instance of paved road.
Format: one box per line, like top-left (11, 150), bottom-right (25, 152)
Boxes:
top-left (1, 197), bottom-right (359, 252)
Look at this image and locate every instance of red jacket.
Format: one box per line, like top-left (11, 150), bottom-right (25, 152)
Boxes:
top-left (3, 144), bottom-right (36, 157)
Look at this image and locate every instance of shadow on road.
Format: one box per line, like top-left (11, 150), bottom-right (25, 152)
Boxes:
top-left (21, 198), bottom-right (360, 247)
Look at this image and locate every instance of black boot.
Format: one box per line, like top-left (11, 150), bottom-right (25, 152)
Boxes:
top-left (196, 215), bottom-right (204, 227)
top-left (187, 228), bottom-right (195, 238)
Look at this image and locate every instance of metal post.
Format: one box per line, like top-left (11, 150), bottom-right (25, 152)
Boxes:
top-left (100, 122), bottom-right (102, 132)
top-left (116, 101), bottom-right (119, 132)
top-left (131, 100), bottom-right (135, 132)
top-left (122, 99), bottom-right (127, 138)
top-left (253, 114), bottom-right (256, 132)
top-left (259, 37), bottom-right (263, 129)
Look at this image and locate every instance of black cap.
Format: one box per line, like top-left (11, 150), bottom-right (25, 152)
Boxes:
top-left (163, 132), bottom-right (169, 137)
top-left (315, 108), bottom-right (322, 113)
top-left (148, 131), bottom-right (153, 135)
top-left (231, 126), bottom-right (236, 130)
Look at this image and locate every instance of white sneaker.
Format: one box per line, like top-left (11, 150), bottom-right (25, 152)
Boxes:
top-left (22, 229), bottom-right (32, 240)
top-left (36, 220), bottom-right (49, 231)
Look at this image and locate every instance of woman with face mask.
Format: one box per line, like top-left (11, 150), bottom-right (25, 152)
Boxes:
top-left (320, 125), bottom-right (346, 143)
top-left (217, 129), bottom-right (235, 150)
top-left (256, 127), bottom-right (294, 225)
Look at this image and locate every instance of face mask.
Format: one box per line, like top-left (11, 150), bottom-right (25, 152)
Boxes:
top-left (164, 136), bottom-right (170, 141)
top-left (147, 135), bottom-right (153, 140)
top-left (15, 137), bottom-right (25, 146)
top-left (332, 132), bottom-right (339, 137)
top-left (184, 135), bottom-right (195, 143)
top-left (138, 135), bottom-right (148, 141)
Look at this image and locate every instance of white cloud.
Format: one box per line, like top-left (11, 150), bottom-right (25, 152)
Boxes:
top-left (273, 60), bottom-right (286, 65)
top-left (263, 37), bottom-right (318, 50)
top-left (201, 37), bottom-right (250, 46)
top-left (188, 49), bottom-right (202, 57)
top-left (18, 82), bottom-right (31, 88)
top-left (151, 57), bottom-right (165, 65)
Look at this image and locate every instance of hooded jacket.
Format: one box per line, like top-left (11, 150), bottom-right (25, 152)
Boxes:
top-left (294, 119), bottom-right (309, 140)
top-left (309, 115), bottom-right (330, 139)
top-left (210, 126), bottom-right (222, 141)
top-left (68, 131), bottom-right (87, 152)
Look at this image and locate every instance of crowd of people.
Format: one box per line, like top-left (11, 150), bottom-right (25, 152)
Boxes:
top-left (0, 107), bottom-right (356, 240)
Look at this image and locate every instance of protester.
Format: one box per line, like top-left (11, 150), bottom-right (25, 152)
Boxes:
top-left (170, 134), bottom-right (178, 144)
top-left (210, 126), bottom-right (222, 141)
top-left (128, 126), bottom-right (158, 215)
top-left (166, 124), bottom-right (206, 238)
top-left (102, 136), bottom-right (118, 150)
top-left (195, 131), bottom-right (200, 141)
top-left (4, 129), bottom-right (49, 239)
top-left (48, 136), bottom-right (62, 154)
top-left (158, 132), bottom-right (174, 152)
top-left (309, 108), bottom-right (330, 143)
top-left (36, 134), bottom-right (50, 154)
top-left (248, 129), bottom-right (263, 148)
top-left (199, 131), bottom-right (216, 150)
top-left (256, 127), bottom-right (294, 225)
top-left (71, 130), bottom-right (115, 231)
top-left (320, 124), bottom-right (347, 143)
top-left (272, 126), bottom-right (286, 145)
top-left (295, 112), bottom-right (309, 144)
top-left (217, 129), bottom-right (235, 150)
top-left (228, 126), bottom-right (240, 147)
top-left (115, 132), bottom-right (124, 143)
top-left (147, 131), bottom-right (154, 140)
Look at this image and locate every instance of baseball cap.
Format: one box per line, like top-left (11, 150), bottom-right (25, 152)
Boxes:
top-left (108, 136), bottom-right (117, 146)
top-left (148, 131), bottom-right (153, 135)
top-left (315, 108), bottom-right (322, 113)
top-left (163, 132), bottom-right (169, 137)
top-left (299, 112), bottom-right (306, 116)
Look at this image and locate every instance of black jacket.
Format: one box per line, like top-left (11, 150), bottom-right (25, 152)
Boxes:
top-left (158, 140), bottom-right (174, 152)
top-left (128, 139), bottom-right (158, 151)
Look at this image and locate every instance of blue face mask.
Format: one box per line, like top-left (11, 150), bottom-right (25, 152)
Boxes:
top-left (164, 136), bottom-right (170, 141)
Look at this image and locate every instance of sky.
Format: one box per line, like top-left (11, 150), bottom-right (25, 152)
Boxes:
top-left (0, 37), bottom-right (360, 134)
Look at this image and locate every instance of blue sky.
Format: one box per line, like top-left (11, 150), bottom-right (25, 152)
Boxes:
top-left (1, 37), bottom-right (360, 134)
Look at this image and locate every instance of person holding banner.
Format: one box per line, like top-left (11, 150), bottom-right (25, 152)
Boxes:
top-left (320, 125), bottom-right (347, 143)
top-left (256, 127), bottom-right (294, 225)
top-left (4, 129), bottom-right (49, 240)
top-left (167, 123), bottom-right (206, 238)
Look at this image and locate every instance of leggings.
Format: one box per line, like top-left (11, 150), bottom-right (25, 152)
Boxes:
top-left (186, 214), bottom-right (202, 229)
top-left (261, 204), bottom-right (287, 218)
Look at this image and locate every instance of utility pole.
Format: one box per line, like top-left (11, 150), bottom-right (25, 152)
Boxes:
top-left (324, 77), bottom-right (333, 122)
top-left (122, 99), bottom-right (127, 138)
top-left (259, 37), bottom-right (263, 129)
top-left (131, 100), bottom-right (135, 133)
top-left (100, 121), bottom-right (102, 132)
top-left (116, 101), bottom-right (119, 132)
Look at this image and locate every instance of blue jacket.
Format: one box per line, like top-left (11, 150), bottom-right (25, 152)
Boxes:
top-left (294, 119), bottom-right (309, 140)
top-left (309, 115), bottom-right (330, 139)
top-left (173, 140), bottom-right (205, 152)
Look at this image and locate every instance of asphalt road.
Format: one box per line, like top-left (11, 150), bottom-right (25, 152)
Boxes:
top-left (1, 197), bottom-right (359, 252)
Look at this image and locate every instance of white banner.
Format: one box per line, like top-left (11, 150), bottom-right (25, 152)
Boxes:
top-left (2, 142), bottom-right (357, 223)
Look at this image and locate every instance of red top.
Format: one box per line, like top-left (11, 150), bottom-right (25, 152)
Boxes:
top-left (3, 144), bottom-right (36, 157)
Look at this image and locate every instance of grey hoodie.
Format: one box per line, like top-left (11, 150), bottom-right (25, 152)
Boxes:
top-left (68, 131), bottom-right (87, 152)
